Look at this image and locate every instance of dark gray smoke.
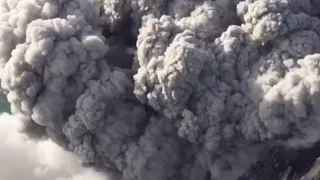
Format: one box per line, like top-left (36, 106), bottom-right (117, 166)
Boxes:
top-left (1, 0), bottom-right (320, 179)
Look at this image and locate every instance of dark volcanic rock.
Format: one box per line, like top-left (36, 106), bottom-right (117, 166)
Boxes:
top-left (237, 147), bottom-right (297, 180)
top-left (238, 143), bottom-right (320, 180)
top-left (301, 158), bottom-right (320, 180)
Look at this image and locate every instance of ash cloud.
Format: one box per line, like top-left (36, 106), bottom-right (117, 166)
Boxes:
top-left (0, 113), bottom-right (113, 180)
top-left (1, 0), bottom-right (320, 179)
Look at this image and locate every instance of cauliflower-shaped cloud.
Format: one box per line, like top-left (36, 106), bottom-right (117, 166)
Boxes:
top-left (2, 0), bottom-right (320, 179)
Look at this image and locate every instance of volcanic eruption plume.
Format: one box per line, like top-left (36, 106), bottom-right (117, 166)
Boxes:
top-left (1, 0), bottom-right (320, 179)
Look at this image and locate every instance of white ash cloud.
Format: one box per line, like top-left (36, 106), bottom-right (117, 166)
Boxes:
top-left (0, 112), bottom-right (113, 180)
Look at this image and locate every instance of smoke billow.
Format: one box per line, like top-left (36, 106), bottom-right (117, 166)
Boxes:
top-left (1, 0), bottom-right (320, 179)
top-left (0, 112), bottom-right (113, 180)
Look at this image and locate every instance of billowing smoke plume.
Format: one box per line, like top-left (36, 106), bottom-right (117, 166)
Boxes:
top-left (0, 113), bottom-right (113, 180)
top-left (1, 0), bottom-right (320, 179)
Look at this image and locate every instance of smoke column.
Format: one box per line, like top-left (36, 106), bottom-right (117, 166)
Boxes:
top-left (1, 0), bottom-right (320, 179)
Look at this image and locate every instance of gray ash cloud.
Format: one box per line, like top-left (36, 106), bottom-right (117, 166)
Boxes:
top-left (1, 0), bottom-right (320, 179)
